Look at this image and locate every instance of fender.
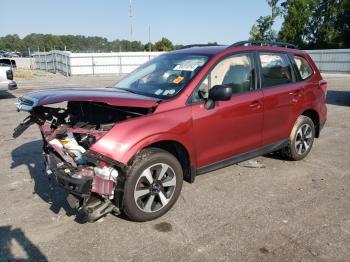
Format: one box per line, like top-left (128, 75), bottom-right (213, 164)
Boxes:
top-left (89, 105), bottom-right (195, 166)
top-left (121, 132), bottom-right (196, 166)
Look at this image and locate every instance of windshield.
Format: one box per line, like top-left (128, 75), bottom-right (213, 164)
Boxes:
top-left (113, 53), bottom-right (210, 99)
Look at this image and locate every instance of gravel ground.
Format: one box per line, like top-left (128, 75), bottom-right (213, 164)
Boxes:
top-left (0, 72), bottom-right (349, 262)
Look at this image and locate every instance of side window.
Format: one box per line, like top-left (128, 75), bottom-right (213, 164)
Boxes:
top-left (192, 54), bottom-right (255, 102)
top-left (294, 56), bottom-right (313, 80)
top-left (259, 53), bottom-right (294, 88)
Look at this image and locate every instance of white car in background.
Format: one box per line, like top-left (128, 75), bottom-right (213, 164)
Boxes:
top-left (0, 64), bottom-right (17, 93)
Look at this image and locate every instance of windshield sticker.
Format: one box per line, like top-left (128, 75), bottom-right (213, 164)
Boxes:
top-left (173, 64), bottom-right (198, 71)
top-left (163, 89), bottom-right (175, 96)
top-left (172, 76), bottom-right (184, 84)
top-left (155, 89), bottom-right (163, 95)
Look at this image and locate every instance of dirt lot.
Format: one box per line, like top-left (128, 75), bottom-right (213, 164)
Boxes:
top-left (0, 73), bottom-right (349, 262)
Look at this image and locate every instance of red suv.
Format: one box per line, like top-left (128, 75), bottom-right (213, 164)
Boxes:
top-left (14, 41), bottom-right (327, 222)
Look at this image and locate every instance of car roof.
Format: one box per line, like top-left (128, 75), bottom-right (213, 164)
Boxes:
top-left (170, 46), bottom-right (228, 55)
top-left (169, 44), bottom-right (307, 57)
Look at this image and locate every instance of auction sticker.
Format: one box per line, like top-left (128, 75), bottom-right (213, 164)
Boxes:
top-left (173, 64), bottom-right (198, 71)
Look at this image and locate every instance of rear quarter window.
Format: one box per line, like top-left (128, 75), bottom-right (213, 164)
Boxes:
top-left (259, 53), bottom-right (294, 88)
top-left (293, 56), bottom-right (314, 80)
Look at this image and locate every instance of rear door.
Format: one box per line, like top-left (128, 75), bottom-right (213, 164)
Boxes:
top-left (190, 53), bottom-right (263, 168)
top-left (258, 52), bottom-right (304, 146)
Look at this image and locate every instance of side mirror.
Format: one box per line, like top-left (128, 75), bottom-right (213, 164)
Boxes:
top-left (204, 85), bottom-right (232, 109)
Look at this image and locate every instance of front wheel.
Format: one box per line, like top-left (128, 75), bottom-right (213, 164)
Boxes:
top-left (281, 115), bottom-right (315, 161)
top-left (122, 148), bottom-right (183, 222)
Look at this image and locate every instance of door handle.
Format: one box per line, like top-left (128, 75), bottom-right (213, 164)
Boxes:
top-left (249, 100), bottom-right (261, 109)
top-left (289, 90), bottom-right (300, 96)
top-left (289, 90), bottom-right (301, 103)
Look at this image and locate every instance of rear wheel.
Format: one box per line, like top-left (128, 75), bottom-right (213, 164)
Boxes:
top-left (122, 148), bottom-right (183, 222)
top-left (281, 115), bottom-right (315, 161)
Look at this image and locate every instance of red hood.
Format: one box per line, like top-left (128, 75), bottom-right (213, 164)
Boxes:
top-left (17, 88), bottom-right (159, 110)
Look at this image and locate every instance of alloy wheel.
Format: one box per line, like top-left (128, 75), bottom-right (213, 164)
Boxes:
top-left (294, 123), bottom-right (313, 155)
top-left (133, 163), bottom-right (177, 213)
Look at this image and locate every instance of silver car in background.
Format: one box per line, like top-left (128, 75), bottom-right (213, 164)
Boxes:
top-left (0, 61), bottom-right (17, 93)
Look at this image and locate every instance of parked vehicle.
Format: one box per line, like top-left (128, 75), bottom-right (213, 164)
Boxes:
top-left (21, 50), bottom-right (37, 57)
top-left (14, 41), bottom-right (327, 222)
top-left (0, 58), bottom-right (17, 68)
top-left (0, 50), bottom-right (7, 58)
top-left (0, 63), bottom-right (17, 93)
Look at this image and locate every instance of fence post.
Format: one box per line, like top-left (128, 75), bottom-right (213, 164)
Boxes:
top-left (51, 50), bottom-right (56, 74)
top-left (37, 49), bottom-right (41, 70)
top-left (44, 49), bottom-right (48, 71)
top-left (91, 56), bottom-right (95, 75)
top-left (53, 50), bottom-right (57, 73)
top-left (65, 54), bottom-right (69, 77)
top-left (119, 54), bottom-right (122, 74)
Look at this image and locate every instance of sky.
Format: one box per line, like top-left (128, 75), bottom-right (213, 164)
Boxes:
top-left (0, 0), bottom-right (282, 45)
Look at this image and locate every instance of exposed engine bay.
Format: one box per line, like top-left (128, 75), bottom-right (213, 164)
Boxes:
top-left (14, 100), bottom-right (153, 222)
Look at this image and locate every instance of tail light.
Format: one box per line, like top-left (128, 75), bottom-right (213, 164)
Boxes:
top-left (6, 70), bottom-right (13, 80)
top-left (319, 80), bottom-right (327, 96)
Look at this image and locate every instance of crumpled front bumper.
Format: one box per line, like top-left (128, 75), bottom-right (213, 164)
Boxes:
top-left (45, 152), bottom-right (93, 198)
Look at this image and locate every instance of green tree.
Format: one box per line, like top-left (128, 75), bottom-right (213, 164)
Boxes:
top-left (250, 16), bottom-right (276, 41)
top-left (154, 37), bottom-right (174, 51)
top-left (279, 0), bottom-right (317, 48)
top-left (249, 0), bottom-right (281, 41)
top-left (279, 0), bottom-right (350, 48)
top-left (144, 42), bottom-right (155, 51)
top-left (335, 0), bottom-right (350, 47)
top-left (308, 0), bottom-right (340, 48)
top-left (0, 34), bottom-right (24, 51)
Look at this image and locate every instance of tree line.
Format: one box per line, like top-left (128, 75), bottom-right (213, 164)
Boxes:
top-left (0, 34), bottom-right (179, 52)
top-left (1, 0), bottom-right (349, 52)
top-left (250, 0), bottom-right (350, 49)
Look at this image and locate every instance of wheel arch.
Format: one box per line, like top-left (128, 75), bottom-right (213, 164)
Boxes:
top-left (301, 109), bottom-right (320, 138)
top-left (128, 138), bottom-right (196, 184)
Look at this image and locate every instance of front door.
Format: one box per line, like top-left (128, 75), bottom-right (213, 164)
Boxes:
top-left (190, 53), bottom-right (263, 168)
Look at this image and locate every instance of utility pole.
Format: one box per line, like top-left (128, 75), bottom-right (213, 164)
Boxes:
top-left (129, 0), bottom-right (133, 41)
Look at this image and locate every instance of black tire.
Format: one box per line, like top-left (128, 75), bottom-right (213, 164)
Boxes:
top-left (122, 148), bottom-right (183, 222)
top-left (281, 115), bottom-right (315, 161)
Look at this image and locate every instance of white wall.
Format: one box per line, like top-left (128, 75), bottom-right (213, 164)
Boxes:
top-left (34, 51), bottom-right (164, 76)
top-left (12, 58), bottom-right (36, 69)
top-left (306, 49), bottom-right (350, 73)
top-left (34, 49), bottom-right (350, 76)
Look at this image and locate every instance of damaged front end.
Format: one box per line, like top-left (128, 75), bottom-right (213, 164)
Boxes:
top-left (14, 95), bottom-right (155, 222)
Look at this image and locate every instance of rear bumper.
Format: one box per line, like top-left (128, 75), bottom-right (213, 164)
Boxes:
top-left (0, 80), bottom-right (17, 91)
top-left (8, 81), bottom-right (17, 90)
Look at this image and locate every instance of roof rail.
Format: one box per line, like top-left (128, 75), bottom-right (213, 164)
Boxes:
top-left (177, 44), bottom-right (223, 50)
top-left (228, 40), bottom-right (298, 49)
